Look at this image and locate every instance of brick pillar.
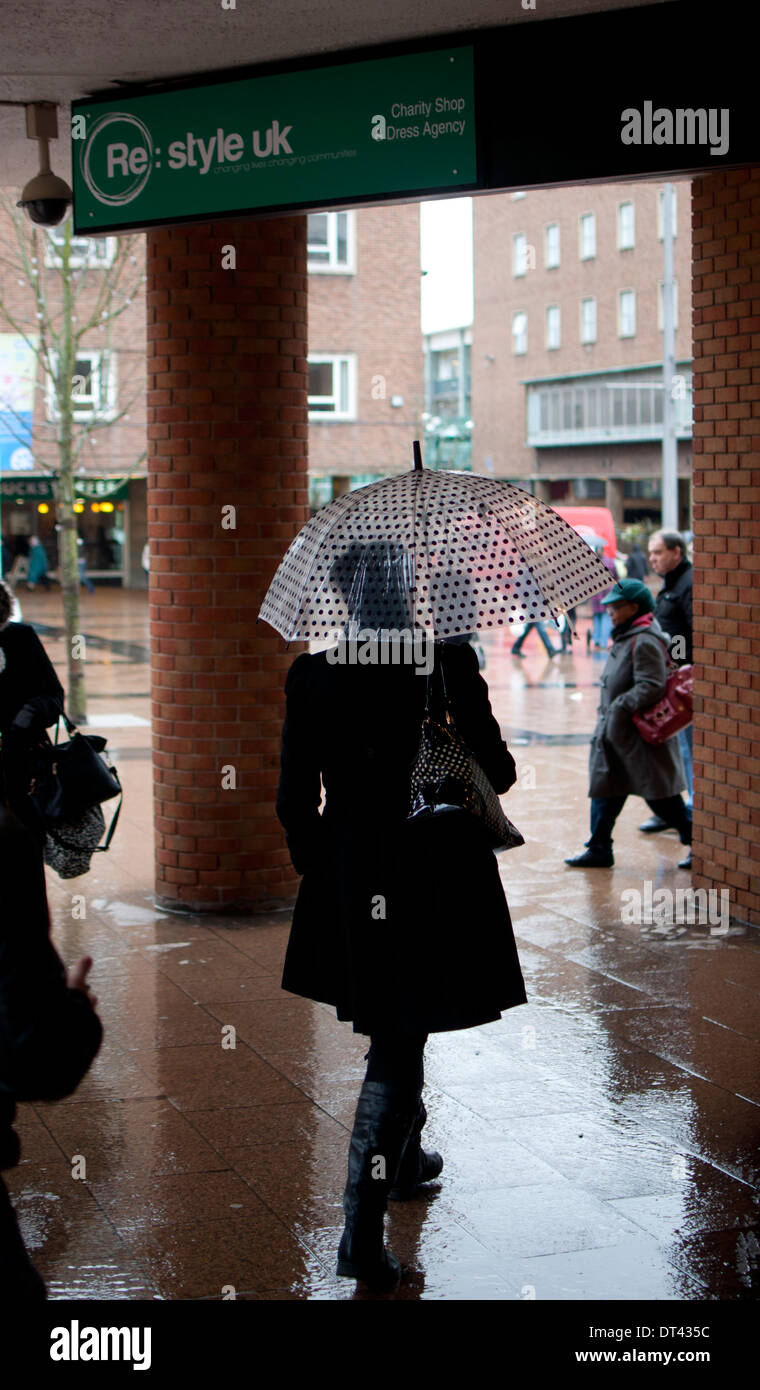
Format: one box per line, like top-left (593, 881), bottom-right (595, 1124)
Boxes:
top-left (691, 168), bottom-right (760, 926)
top-left (146, 217), bottom-right (308, 913)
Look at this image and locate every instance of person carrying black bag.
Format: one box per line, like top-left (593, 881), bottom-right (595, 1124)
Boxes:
top-left (0, 579), bottom-right (64, 839)
top-left (0, 803), bottom-right (102, 1297)
top-left (275, 547), bottom-right (526, 1293)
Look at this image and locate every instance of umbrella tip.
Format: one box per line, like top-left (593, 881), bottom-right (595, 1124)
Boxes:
top-left (413, 440), bottom-right (423, 472)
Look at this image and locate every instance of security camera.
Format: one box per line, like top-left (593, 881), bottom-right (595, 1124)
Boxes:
top-left (17, 170), bottom-right (72, 226)
top-left (15, 103), bottom-right (72, 227)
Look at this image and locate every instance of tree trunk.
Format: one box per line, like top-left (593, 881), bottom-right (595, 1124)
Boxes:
top-left (55, 468), bottom-right (87, 725)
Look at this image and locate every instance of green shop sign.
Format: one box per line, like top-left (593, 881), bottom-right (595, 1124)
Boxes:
top-left (1, 476), bottom-right (132, 502)
top-left (71, 47), bottom-right (476, 234)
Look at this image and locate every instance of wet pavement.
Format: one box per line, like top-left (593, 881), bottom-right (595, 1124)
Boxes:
top-left (6, 591), bottom-right (760, 1300)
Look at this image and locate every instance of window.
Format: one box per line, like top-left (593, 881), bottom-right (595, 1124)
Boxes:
top-left (46, 350), bottom-right (116, 421)
top-left (44, 231), bottom-right (117, 269)
top-left (546, 305), bottom-right (561, 350)
top-left (581, 297), bottom-right (597, 344)
top-left (308, 354), bottom-right (356, 419)
top-left (619, 290), bottom-right (636, 337)
top-left (526, 369), bottom-right (692, 447)
top-left (307, 211), bottom-right (355, 272)
top-left (658, 280), bottom-right (679, 330)
top-left (545, 223), bottom-right (560, 269)
top-left (580, 213), bottom-right (596, 260)
top-left (618, 201), bottom-right (635, 250)
top-left (512, 312), bottom-right (527, 355)
top-left (513, 233), bottom-right (528, 277)
top-left (657, 187), bottom-right (678, 240)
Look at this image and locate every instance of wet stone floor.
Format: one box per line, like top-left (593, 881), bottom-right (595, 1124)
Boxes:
top-left (7, 591), bottom-right (760, 1300)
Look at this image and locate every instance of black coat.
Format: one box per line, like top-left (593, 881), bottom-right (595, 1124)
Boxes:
top-left (0, 621), bottom-right (64, 821)
top-left (653, 559), bottom-right (693, 664)
top-left (0, 806), bottom-right (102, 1170)
top-left (276, 640), bottom-right (527, 1035)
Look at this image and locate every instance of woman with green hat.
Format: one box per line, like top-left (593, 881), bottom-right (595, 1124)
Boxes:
top-left (565, 578), bottom-right (692, 868)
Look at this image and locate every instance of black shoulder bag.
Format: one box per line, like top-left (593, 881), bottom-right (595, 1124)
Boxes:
top-left (407, 653), bottom-right (524, 852)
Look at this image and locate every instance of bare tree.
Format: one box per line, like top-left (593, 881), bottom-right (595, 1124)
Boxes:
top-left (0, 199), bottom-right (146, 721)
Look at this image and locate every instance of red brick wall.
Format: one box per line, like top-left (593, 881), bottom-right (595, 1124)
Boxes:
top-left (308, 204), bottom-right (423, 476)
top-left (691, 168), bottom-right (760, 926)
top-left (146, 216), bottom-right (308, 912)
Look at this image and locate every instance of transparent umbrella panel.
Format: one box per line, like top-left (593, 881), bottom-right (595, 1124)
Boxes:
top-left (259, 469), bottom-right (613, 641)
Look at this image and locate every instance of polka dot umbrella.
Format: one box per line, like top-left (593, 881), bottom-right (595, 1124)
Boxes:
top-left (258, 444), bottom-right (614, 641)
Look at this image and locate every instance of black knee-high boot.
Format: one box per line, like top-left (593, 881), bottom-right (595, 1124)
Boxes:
top-left (388, 1098), bottom-right (444, 1200)
top-left (336, 1080), bottom-right (418, 1291)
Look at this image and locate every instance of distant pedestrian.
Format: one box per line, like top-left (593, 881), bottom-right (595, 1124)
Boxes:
top-left (77, 538), bottom-right (94, 595)
top-left (641, 531), bottom-right (694, 863)
top-left (565, 578), bottom-right (691, 868)
top-left (510, 620), bottom-right (559, 658)
top-left (625, 542), bottom-right (649, 580)
top-left (25, 537), bottom-right (50, 592)
top-left (590, 544), bottom-right (618, 650)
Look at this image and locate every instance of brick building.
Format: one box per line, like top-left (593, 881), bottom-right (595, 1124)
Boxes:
top-left (1, 201), bottom-right (423, 563)
top-left (472, 179), bottom-right (694, 530)
top-left (306, 203), bottom-right (423, 508)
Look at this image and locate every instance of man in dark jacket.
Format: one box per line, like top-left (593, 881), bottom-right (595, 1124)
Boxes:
top-left (639, 532), bottom-right (693, 864)
top-left (0, 805), bottom-right (102, 1297)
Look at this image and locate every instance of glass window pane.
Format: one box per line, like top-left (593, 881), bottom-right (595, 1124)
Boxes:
top-left (307, 213), bottom-right (330, 260)
top-left (339, 359), bottom-right (349, 412)
top-left (562, 389), bottom-right (572, 430)
top-left (309, 361), bottom-right (333, 398)
top-left (336, 213), bottom-right (348, 265)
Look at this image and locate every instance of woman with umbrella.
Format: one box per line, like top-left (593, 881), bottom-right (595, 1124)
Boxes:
top-left (264, 457), bottom-right (611, 1293)
top-left (275, 541), bottom-right (525, 1291)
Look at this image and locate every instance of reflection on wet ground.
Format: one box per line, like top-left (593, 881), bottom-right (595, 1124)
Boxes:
top-left (7, 592), bottom-right (760, 1299)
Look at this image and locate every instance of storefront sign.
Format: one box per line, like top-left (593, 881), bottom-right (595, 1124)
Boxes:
top-left (0, 475), bottom-right (132, 502)
top-left (71, 48), bottom-right (476, 234)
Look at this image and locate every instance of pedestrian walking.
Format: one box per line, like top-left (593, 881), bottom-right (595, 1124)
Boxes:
top-left (590, 544), bottom-right (619, 649)
top-left (565, 578), bottom-right (692, 868)
top-left (0, 803), bottom-right (102, 1298)
top-left (625, 541), bottom-right (649, 580)
top-left (275, 548), bottom-right (526, 1293)
top-left (510, 620), bottom-right (559, 658)
top-left (0, 579), bottom-right (64, 839)
top-left (77, 538), bottom-right (95, 595)
top-left (640, 531), bottom-right (694, 863)
top-left (25, 537), bottom-right (50, 592)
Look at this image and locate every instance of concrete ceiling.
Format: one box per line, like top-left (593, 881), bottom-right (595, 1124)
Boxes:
top-left (0, 0), bottom-right (665, 184)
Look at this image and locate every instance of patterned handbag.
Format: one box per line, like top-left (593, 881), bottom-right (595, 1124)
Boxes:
top-left (43, 803), bottom-right (107, 879)
top-left (407, 659), bottom-right (524, 852)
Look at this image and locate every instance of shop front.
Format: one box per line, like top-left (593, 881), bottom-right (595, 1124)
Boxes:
top-left (0, 474), bottom-right (144, 586)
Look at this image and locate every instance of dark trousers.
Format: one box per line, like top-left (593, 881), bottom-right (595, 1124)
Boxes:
top-left (588, 795), bottom-right (692, 851)
top-left (365, 1033), bottom-right (428, 1097)
top-left (0, 1176), bottom-right (47, 1300)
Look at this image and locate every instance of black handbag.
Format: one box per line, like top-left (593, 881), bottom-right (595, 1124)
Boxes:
top-left (407, 657), bottom-right (524, 853)
top-left (27, 713), bottom-right (122, 848)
